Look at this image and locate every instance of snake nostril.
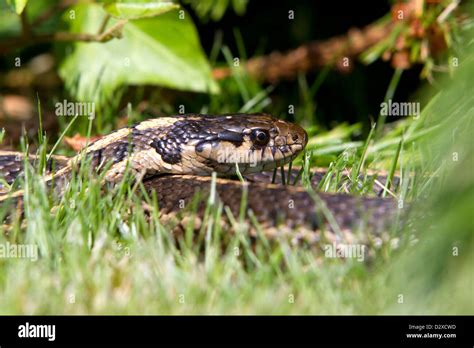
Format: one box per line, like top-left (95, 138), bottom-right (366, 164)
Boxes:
top-left (292, 134), bottom-right (299, 142)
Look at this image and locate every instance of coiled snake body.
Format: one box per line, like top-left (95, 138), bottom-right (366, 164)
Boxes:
top-left (0, 114), bottom-right (400, 245)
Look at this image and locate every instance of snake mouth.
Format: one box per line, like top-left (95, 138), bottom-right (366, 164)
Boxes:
top-left (258, 143), bottom-right (304, 172)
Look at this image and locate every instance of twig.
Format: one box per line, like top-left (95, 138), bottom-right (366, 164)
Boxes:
top-left (0, 20), bottom-right (127, 54)
top-left (97, 14), bottom-right (111, 35)
top-left (437, 0), bottom-right (460, 23)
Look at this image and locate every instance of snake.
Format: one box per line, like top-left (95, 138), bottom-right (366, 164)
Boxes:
top-left (0, 113), bottom-right (402, 246)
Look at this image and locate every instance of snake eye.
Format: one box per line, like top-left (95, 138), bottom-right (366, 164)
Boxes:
top-left (251, 129), bottom-right (270, 146)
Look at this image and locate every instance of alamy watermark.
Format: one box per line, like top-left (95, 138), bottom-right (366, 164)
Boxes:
top-left (18, 322), bottom-right (55, 341)
top-left (0, 241), bottom-right (38, 262)
top-left (324, 242), bottom-right (366, 262)
top-left (216, 148), bottom-right (258, 167)
top-left (380, 99), bottom-right (420, 119)
top-left (55, 99), bottom-right (95, 119)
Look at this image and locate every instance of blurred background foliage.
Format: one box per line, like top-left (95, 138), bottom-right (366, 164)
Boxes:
top-left (0, 0), bottom-right (471, 146)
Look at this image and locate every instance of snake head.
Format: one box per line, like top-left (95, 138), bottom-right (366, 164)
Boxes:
top-left (190, 113), bottom-right (308, 175)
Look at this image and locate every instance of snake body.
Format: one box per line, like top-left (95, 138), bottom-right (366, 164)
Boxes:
top-left (0, 113), bottom-right (401, 243)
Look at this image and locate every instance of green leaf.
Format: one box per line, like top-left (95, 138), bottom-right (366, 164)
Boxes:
top-left (59, 4), bottom-right (218, 107)
top-left (104, 1), bottom-right (179, 20)
top-left (6, 0), bottom-right (27, 14)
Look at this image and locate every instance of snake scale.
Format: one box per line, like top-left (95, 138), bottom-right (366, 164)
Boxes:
top-left (0, 113), bottom-right (402, 245)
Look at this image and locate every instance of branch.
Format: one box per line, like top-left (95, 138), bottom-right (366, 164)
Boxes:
top-left (0, 20), bottom-right (127, 54)
top-left (213, 20), bottom-right (394, 82)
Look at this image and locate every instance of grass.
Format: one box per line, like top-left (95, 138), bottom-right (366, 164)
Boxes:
top-left (0, 45), bottom-right (473, 316)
